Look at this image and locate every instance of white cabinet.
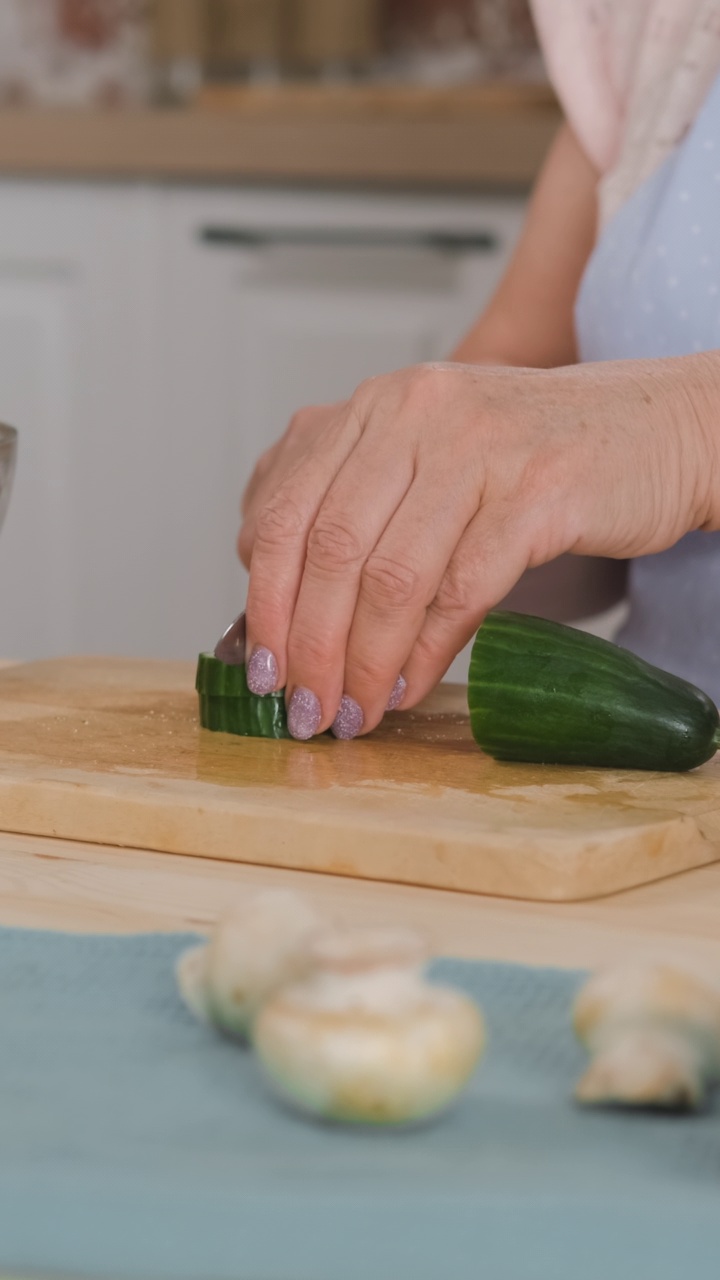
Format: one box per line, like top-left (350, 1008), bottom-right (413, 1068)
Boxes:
top-left (0, 180), bottom-right (163, 660)
top-left (0, 180), bottom-right (526, 664)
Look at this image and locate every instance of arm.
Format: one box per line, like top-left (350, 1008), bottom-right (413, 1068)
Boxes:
top-left (451, 123), bottom-right (627, 620)
top-left (244, 351), bottom-right (720, 737)
top-left (239, 124), bottom-right (600, 573)
top-left (450, 123), bottom-right (599, 369)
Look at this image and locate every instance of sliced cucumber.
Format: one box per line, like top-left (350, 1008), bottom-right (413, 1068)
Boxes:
top-left (196, 652), bottom-right (290, 739)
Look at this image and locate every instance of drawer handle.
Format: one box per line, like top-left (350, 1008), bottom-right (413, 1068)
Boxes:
top-left (199, 226), bottom-right (497, 253)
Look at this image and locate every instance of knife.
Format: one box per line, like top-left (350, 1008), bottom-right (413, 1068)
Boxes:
top-left (214, 612), bottom-right (246, 666)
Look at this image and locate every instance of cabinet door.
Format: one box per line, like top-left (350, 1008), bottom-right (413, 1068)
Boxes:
top-left (160, 188), bottom-right (525, 667)
top-left (0, 181), bottom-right (164, 661)
top-left (0, 183), bottom-right (103, 660)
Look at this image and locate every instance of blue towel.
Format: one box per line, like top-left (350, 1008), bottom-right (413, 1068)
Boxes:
top-left (0, 926), bottom-right (717, 1280)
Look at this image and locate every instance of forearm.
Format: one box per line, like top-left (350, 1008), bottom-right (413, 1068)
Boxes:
top-left (539, 351), bottom-right (720, 553)
top-left (449, 124), bottom-right (599, 370)
top-left (449, 317), bottom-right (538, 368)
top-left (663, 350), bottom-right (720, 534)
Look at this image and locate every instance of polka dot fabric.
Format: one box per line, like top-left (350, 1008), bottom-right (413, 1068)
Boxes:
top-left (576, 70), bottom-right (720, 700)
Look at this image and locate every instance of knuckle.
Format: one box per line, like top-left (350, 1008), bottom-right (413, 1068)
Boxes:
top-left (362, 554), bottom-right (424, 610)
top-left (287, 626), bottom-right (335, 675)
top-left (411, 628), bottom-right (447, 668)
top-left (400, 365), bottom-right (444, 411)
top-left (433, 561), bottom-right (476, 622)
top-left (350, 377), bottom-right (375, 409)
top-left (348, 650), bottom-right (392, 690)
top-left (307, 514), bottom-right (366, 573)
top-left (287, 408), bottom-right (312, 436)
top-left (254, 494), bottom-right (306, 551)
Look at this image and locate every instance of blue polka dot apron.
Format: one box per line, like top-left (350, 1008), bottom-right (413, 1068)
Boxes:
top-left (576, 70), bottom-right (720, 702)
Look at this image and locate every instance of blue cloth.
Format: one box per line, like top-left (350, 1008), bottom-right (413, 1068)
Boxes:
top-left (576, 71), bottom-right (720, 700)
top-left (0, 927), bottom-right (719, 1279)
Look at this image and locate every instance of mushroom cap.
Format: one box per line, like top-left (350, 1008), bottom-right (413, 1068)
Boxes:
top-left (573, 964), bottom-right (720, 1053)
top-left (254, 984), bottom-right (485, 1125)
top-left (309, 926), bottom-right (429, 976)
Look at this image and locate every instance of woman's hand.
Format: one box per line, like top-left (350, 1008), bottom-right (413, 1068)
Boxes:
top-left (240, 356), bottom-right (718, 740)
top-left (239, 401), bottom-right (344, 570)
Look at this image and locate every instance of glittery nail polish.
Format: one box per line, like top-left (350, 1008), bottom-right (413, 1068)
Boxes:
top-left (332, 695), bottom-right (364, 740)
top-left (288, 687), bottom-right (322, 740)
top-left (386, 675), bottom-right (407, 712)
top-left (247, 646), bottom-right (279, 696)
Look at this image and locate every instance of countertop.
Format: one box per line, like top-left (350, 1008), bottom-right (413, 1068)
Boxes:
top-left (1, 664), bottom-right (719, 969)
top-left (0, 83), bottom-right (561, 187)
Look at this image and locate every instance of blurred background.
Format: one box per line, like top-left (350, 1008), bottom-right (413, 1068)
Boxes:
top-left (0, 0), bottom-right (561, 673)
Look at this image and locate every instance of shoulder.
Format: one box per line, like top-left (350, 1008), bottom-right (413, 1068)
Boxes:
top-left (530, 0), bottom-right (656, 172)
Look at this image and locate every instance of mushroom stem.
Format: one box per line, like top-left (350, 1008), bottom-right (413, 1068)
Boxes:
top-left (573, 963), bottom-right (720, 1112)
top-left (575, 1024), bottom-right (707, 1110)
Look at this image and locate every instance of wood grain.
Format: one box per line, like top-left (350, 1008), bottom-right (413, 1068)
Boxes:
top-left (0, 92), bottom-right (560, 186)
top-left (1, 830), bottom-right (720, 972)
top-left (0, 657), bottom-right (719, 902)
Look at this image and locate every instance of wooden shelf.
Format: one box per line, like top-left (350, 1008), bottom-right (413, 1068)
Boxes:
top-left (0, 83), bottom-right (561, 187)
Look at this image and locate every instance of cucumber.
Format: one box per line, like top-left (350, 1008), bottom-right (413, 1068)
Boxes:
top-left (196, 652), bottom-right (290, 739)
top-left (468, 612), bottom-right (720, 772)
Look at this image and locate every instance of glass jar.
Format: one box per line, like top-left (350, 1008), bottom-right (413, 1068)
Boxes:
top-left (383, 0), bottom-right (541, 83)
top-left (205, 0), bottom-right (285, 85)
top-left (286, 0), bottom-right (382, 79)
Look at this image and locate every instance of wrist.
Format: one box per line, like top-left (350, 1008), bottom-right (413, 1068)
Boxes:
top-left (676, 351), bottom-right (720, 532)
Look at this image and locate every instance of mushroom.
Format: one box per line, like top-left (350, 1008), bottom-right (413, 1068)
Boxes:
top-left (573, 962), bottom-right (720, 1110)
top-left (252, 926), bottom-right (485, 1125)
top-left (176, 889), bottom-right (322, 1040)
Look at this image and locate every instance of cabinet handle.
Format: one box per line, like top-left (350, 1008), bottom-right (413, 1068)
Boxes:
top-left (199, 226), bottom-right (497, 254)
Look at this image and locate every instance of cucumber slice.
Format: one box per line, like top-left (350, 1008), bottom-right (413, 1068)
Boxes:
top-left (196, 652), bottom-right (290, 739)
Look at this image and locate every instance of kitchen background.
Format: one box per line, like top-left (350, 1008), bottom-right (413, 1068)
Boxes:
top-left (0, 0), bottom-right (560, 676)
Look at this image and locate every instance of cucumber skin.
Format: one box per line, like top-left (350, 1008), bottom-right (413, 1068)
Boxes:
top-left (468, 612), bottom-right (720, 772)
top-left (196, 653), bottom-right (290, 740)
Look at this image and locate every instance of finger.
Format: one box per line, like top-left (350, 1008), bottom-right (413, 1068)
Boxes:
top-left (338, 470), bottom-right (480, 733)
top-left (283, 420), bottom-right (416, 737)
top-left (399, 510), bottom-right (532, 706)
top-left (239, 405), bottom-right (345, 569)
top-left (244, 407), bottom-right (362, 702)
top-left (241, 445), bottom-right (277, 518)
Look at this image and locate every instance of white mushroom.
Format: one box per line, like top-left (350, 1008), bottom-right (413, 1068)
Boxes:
top-left (176, 890), bottom-right (322, 1040)
top-left (573, 962), bottom-right (720, 1110)
top-left (252, 926), bottom-right (485, 1125)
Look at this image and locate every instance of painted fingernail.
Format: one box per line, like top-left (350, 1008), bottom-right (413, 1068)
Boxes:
top-left (247, 646), bottom-right (279, 696)
top-left (332, 695), bottom-right (364, 741)
top-left (288, 687), bottom-right (322, 740)
top-left (386, 675), bottom-right (407, 712)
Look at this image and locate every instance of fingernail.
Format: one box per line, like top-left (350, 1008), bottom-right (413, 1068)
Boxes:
top-left (247, 646), bottom-right (279, 696)
top-left (288, 687), bottom-right (322, 740)
top-left (386, 675), bottom-right (407, 712)
top-left (332, 695), bottom-right (364, 741)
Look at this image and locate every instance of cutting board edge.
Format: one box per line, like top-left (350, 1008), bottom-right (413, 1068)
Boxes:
top-left (0, 773), bottom-right (717, 903)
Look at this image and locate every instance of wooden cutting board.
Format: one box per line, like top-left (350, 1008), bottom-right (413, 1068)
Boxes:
top-left (0, 656), bottom-right (719, 902)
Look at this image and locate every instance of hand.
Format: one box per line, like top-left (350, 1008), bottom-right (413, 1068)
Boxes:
top-left (238, 401), bottom-right (344, 570)
top-left (240, 358), bottom-right (716, 739)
